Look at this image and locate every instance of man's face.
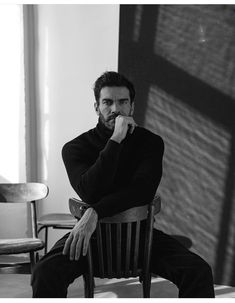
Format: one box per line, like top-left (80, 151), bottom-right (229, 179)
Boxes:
top-left (94, 86), bottom-right (134, 130)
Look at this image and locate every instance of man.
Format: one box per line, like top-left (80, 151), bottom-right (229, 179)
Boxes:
top-left (31, 71), bottom-right (215, 298)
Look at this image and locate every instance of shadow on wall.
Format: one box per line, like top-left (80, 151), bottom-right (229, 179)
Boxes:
top-left (118, 5), bottom-right (235, 286)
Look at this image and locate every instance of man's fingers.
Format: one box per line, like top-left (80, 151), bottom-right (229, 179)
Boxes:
top-left (130, 123), bottom-right (136, 134)
top-left (126, 117), bottom-right (137, 133)
top-left (82, 233), bottom-right (91, 256)
top-left (62, 234), bottom-right (73, 255)
top-left (62, 208), bottom-right (98, 261)
top-left (69, 233), bottom-right (79, 260)
top-left (128, 121), bottom-right (137, 134)
top-left (75, 236), bottom-right (83, 260)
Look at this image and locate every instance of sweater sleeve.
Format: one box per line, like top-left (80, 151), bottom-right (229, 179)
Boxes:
top-left (62, 138), bottom-right (123, 203)
top-left (91, 137), bottom-right (164, 219)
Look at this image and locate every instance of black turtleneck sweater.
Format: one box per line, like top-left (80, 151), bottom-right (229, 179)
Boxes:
top-left (62, 119), bottom-right (164, 219)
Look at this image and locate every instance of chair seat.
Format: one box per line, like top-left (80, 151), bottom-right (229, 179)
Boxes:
top-left (37, 213), bottom-right (77, 227)
top-left (0, 238), bottom-right (44, 255)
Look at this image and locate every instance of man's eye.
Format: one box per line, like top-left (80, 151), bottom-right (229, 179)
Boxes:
top-left (103, 100), bottom-right (112, 105)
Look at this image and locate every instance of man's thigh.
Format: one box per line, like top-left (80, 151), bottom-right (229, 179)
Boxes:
top-left (151, 229), bottom-right (206, 280)
top-left (32, 232), bottom-right (88, 287)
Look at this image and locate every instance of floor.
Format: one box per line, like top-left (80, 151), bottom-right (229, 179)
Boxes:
top-left (0, 254), bottom-right (234, 298)
top-left (0, 274), bottom-right (235, 298)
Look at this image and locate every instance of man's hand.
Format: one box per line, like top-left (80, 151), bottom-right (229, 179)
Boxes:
top-left (111, 115), bottom-right (137, 144)
top-left (62, 207), bottom-right (98, 261)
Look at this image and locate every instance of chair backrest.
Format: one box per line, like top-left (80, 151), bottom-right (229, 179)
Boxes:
top-left (0, 183), bottom-right (49, 238)
top-left (0, 183), bottom-right (48, 203)
top-left (69, 196), bottom-right (161, 279)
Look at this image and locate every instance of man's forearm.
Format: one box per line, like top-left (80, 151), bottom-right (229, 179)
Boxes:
top-left (91, 181), bottom-right (160, 219)
top-left (63, 139), bottom-right (123, 203)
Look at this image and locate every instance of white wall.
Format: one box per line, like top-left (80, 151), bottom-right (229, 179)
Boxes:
top-left (35, 5), bottom-right (119, 248)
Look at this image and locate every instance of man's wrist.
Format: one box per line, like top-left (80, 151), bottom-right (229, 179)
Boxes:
top-left (110, 135), bottom-right (122, 144)
top-left (88, 207), bottom-right (98, 222)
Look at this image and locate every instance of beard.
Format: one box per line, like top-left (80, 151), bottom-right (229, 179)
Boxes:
top-left (98, 112), bottom-right (116, 130)
top-left (98, 109), bottom-right (133, 130)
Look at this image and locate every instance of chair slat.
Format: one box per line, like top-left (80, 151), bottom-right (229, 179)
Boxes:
top-left (106, 224), bottom-right (112, 277)
top-left (133, 220), bottom-right (140, 276)
top-left (0, 183), bottom-right (48, 203)
top-left (116, 223), bottom-right (121, 278)
top-left (96, 223), bottom-right (104, 278)
top-left (125, 223), bottom-right (132, 277)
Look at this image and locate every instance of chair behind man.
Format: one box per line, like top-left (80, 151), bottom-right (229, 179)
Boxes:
top-left (69, 195), bottom-right (161, 298)
top-left (0, 183), bottom-right (49, 274)
top-left (37, 213), bottom-right (77, 255)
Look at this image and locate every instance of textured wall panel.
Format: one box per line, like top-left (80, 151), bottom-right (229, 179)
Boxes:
top-left (146, 85), bottom-right (230, 264)
top-left (119, 4), bottom-right (235, 286)
top-left (155, 5), bottom-right (235, 99)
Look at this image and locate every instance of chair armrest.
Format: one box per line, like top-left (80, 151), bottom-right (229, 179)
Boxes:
top-left (69, 198), bottom-right (89, 219)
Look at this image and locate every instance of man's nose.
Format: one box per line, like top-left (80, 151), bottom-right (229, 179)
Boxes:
top-left (111, 102), bottom-right (121, 114)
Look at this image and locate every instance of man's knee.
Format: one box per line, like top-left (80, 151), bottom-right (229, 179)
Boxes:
top-left (187, 254), bottom-right (213, 282)
top-left (31, 258), bottom-right (51, 286)
top-left (31, 257), bottom-right (65, 298)
top-left (197, 258), bottom-right (213, 279)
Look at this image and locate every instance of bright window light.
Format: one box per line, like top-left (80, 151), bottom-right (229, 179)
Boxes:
top-left (0, 5), bottom-right (25, 182)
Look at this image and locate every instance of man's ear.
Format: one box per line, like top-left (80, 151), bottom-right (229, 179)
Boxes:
top-left (94, 102), bottom-right (99, 116)
top-left (130, 102), bottom-right (135, 115)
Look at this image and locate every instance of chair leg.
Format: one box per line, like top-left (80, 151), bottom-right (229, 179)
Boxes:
top-left (44, 227), bottom-right (48, 255)
top-left (83, 274), bottom-right (94, 297)
top-left (142, 274), bottom-right (151, 298)
top-left (30, 251), bottom-right (36, 273)
top-left (83, 243), bottom-right (95, 297)
top-left (35, 252), bottom-right (39, 262)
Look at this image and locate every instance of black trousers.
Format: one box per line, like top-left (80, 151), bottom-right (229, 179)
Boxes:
top-left (31, 229), bottom-right (215, 298)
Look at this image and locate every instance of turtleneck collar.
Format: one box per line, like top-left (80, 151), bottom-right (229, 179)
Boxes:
top-left (95, 118), bottom-right (113, 141)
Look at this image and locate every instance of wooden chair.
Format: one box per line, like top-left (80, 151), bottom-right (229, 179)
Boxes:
top-left (37, 213), bottom-right (77, 255)
top-left (69, 195), bottom-right (161, 298)
top-left (0, 183), bottom-right (49, 274)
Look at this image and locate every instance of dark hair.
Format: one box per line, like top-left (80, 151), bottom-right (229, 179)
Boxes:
top-left (93, 71), bottom-right (135, 104)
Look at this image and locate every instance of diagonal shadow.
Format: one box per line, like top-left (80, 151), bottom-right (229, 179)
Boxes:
top-left (118, 4), bottom-right (235, 286)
